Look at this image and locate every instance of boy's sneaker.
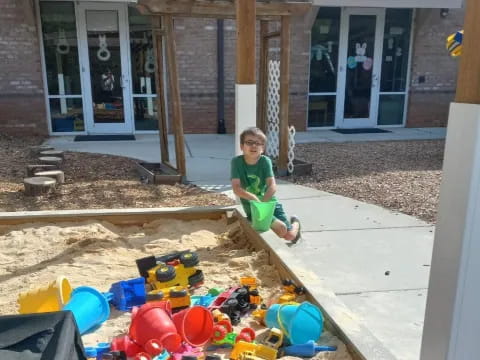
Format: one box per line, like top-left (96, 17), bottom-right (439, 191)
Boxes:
top-left (290, 215), bottom-right (302, 245)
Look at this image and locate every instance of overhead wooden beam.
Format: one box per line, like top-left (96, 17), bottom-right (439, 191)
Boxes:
top-left (263, 31), bottom-right (280, 39)
top-left (137, 0), bottom-right (311, 18)
top-left (236, 0), bottom-right (256, 84)
top-left (455, 0), bottom-right (480, 104)
top-left (151, 16), bottom-right (170, 164)
top-left (258, 20), bottom-right (269, 132)
top-left (164, 15), bottom-right (187, 177)
top-left (278, 15), bottom-right (290, 175)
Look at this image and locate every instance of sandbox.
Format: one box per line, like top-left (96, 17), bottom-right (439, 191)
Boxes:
top-left (0, 207), bottom-right (353, 360)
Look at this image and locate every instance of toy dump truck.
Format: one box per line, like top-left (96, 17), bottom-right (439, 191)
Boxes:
top-left (136, 250), bottom-right (204, 290)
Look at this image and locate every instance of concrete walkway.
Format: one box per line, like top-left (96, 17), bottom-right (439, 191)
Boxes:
top-left (45, 128), bottom-right (445, 360)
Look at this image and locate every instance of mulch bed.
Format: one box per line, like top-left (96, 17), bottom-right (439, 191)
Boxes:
top-left (290, 140), bottom-right (445, 223)
top-left (0, 134), bottom-right (235, 212)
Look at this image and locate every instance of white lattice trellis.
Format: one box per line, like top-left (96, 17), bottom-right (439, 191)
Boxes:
top-left (265, 60), bottom-right (296, 174)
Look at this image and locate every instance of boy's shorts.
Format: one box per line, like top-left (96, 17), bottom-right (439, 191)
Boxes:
top-left (247, 203), bottom-right (292, 231)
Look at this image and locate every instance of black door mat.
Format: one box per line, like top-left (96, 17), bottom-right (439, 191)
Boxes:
top-left (74, 135), bottom-right (136, 142)
top-left (332, 128), bottom-right (391, 134)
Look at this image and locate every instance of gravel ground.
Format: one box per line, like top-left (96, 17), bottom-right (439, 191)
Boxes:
top-left (290, 140), bottom-right (445, 224)
top-left (0, 134), bottom-right (234, 212)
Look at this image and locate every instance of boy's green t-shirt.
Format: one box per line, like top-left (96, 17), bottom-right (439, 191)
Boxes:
top-left (230, 155), bottom-right (276, 217)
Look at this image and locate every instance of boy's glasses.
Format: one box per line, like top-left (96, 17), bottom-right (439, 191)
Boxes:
top-left (244, 140), bottom-right (265, 147)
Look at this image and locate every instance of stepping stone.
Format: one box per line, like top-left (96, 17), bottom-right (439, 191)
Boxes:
top-left (26, 164), bottom-right (57, 177)
top-left (34, 170), bottom-right (65, 184)
top-left (24, 176), bottom-right (56, 196)
top-left (39, 156), bottom-right (63, 166)
top-left (29, 145), bottom-right (54, 156)
top-left (39, 150), bottom-right (64, 159)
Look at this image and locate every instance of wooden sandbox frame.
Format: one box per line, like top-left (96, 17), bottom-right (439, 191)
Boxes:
top-left (0, 207), bottom-right (395, 360)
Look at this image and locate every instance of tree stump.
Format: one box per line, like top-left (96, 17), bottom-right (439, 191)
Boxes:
top-left (26, 164), bottom-right (57, 177)
top-left (39, 150), bottom-right (64, 159)
top-left (34, 170), bottom-right (65, 184)
top-left (38, 156), bottom-right (63, 167)
top-left (24, 177), bottom-right (56, 196)
top-left (29, 145), bottom-right (54, 156)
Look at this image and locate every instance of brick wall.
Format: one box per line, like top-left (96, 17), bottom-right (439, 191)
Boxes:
top-left (174, 15), bottom-right (311, 134)
top-left (407, 8), bottom-right (465, 127)
top-left (0, 0), bottom-right (47, 136)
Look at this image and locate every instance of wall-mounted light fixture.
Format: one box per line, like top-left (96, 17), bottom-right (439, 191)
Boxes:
top-left (440, 8), bottom-right (449, 18)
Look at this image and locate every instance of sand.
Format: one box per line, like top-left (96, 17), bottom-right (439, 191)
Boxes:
top-left (0, 218), bottom-right (352, 360)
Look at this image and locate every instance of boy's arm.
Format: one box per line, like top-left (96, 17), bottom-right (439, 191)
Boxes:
top-left (231, 178), bottom-right (260, 202)
top-left (262, 176), bottom-right (277, 201)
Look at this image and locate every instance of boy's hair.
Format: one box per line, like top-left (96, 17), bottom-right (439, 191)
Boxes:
top-left (240, 127), bottom-right (267, 144)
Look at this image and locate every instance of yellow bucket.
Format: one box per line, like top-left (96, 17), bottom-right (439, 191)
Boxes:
top-left (18, 276), bottom-right (72, 314)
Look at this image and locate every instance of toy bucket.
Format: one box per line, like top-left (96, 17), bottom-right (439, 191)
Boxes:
top-left (172, 306), bottom-right (214, 347)
top-left (18, 276), bottom-right (72, 314)
top-left (129, 302), bottom-right (182, 352)
top-left (63, 286), bottom-right (110, 334)
top-left (265, 302), bottom-right (323, 344)
top-left (250, 200), bottom-right (276, 232)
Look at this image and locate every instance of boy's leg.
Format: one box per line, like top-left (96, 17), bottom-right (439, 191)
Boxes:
top-left (271, 203), bottom-right (300, 242)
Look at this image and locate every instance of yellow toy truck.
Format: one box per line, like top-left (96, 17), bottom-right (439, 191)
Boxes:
top-left (262, 328), bottom-right (284, 349)
top-left (278, 279), bottom-right (305, 304)
top-left (136, 250), bottom-right (204, 290)
top-left (230, 341), bottom-right (278, 360)
top-left (147, 286), bottom-right (191, 311)
top-left (240, 277), bottom-right (262, 305)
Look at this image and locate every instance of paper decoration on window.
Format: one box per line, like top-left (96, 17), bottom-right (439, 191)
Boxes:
top-left (388, 38), bottom-right (394, 50)
top-left (396, 47), bottom-right (403, 57)
top-left (386, 55), bottom-right (393, 62)
top-left (347, 56), bottom-right (357, 69)
top-left (390, 27), bottom-right (404, 35)
top-left (145, 48), bottom-right (155, 73)
top-left (97, 34), bottom-right (111, 62)
top-left (101, 69), bottom-right (115, 91)
top-left (362, 57), bottom-right (373, 71)
top-left (327, 41), bottom-right (333, 53)
top-left (56, 28), bottom-right (70, 55)
top-left (355, 43), bottom-right (367, 63)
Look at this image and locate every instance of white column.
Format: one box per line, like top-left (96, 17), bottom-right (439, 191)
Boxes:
top-left (420, 102), bottom-right (480, 359)
top-left (235, 83), bottom-right (256, 155)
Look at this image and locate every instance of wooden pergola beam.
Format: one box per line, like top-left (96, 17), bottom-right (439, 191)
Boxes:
top-left (164, 15), bottom-right (187, 177)
top-left (137, 0), bottom-right (311, 18)
top-left (151, 16), bottom-right (170, 164)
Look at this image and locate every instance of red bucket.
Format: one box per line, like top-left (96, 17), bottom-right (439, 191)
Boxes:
top-left (129, 302), bottom-right (182, 352)
top-left (172, 306), bottom-right (214, 347)
top-left (110, 335), bottom-right (143, 357)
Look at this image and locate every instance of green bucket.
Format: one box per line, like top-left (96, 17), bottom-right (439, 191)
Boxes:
top-left (250, 200), bottom-right (276, 232)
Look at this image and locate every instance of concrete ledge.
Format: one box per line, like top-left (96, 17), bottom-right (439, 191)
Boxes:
top-left (0, 206), bottom-right (236, 226)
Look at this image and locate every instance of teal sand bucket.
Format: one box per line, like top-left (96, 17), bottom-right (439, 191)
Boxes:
top-left (63, 286), bottom-right (110, 334)
top-left (265, 301), bottom-right (323, 345)
top-left (250, 200), bottom-right (276, 232)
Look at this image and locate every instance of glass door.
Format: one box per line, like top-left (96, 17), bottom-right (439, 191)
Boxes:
top-left (336, 8), bottom-right (385, 128)
top-left (77, 3), bottom-right (132, 133)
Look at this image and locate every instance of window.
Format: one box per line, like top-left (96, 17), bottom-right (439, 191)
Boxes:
top-left (40, 1), bottom-right (84, 132)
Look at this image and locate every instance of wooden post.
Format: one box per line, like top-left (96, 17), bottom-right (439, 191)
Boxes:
top-left (235, 0), bottom-right (256, 85)
top-left (455, 0), bottom-right (480, 104)
top-left (234, 0), bottom-right (257, 155)
top-left (278, 16), bottom-right (291, 175)
top-left (258, 20), bottom-right (269, 133)
top-left (164, 15), bottom-right (186, 177)
top-left (152, 16), bottom-right (170, 164)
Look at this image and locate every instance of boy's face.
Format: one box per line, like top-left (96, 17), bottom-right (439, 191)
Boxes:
top-left (241, 135), bottom-right (265, 159)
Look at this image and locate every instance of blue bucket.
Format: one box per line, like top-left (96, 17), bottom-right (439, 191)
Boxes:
top-left (63, 286), bottom-right (110, 334)
top-left (265, 302), bottom-right (323, 345)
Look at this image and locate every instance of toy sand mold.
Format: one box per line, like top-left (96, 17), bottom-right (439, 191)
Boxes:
top-left (0, 206), bottom-right (395, 360)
